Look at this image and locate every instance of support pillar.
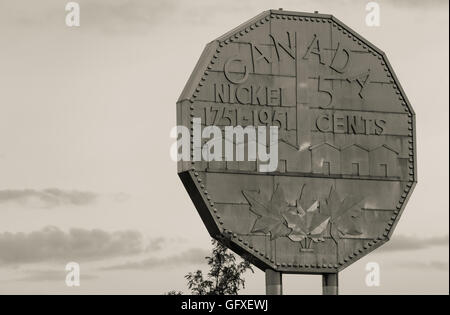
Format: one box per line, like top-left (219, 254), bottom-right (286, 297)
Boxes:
top-left (322, 273), bottom-right (339, 295)
top-left (265, 269), bottom-right (282, 295)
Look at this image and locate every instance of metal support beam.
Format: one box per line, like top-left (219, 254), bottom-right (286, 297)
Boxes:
top-left (265, 269), bottom-right (282, 295)
top-left (322, 273), bottom-right (339, 295)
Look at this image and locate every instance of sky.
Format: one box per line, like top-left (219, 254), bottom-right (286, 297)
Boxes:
top-left (0, 0), bottom-right (448, 295)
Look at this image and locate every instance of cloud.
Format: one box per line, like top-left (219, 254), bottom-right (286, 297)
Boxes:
top-left (80, 0), bottom-right (178, 25)
top-left (0, 0), bottom-right (179, 32)
top-left (0, 226), bottom-right (145, 265)
top-left (0, 188), bottom-right (97, 208)
top-left (384, 0), bottom-right (448, 8)
top-left (102, 248), bottom-right (209, 270)
top-left (111, 192), bottom-right (131, 203)
top-left (3, 0), bottom-right (445, 38)
top-left (145, 237), bottom-right (166, 252)
top-left (380, 235), bottom-right (449, 252)
top-left (16, 269), bottom-right (98, 282)
top-left (144, 236), bottom-right (187, 252)
top-left (393, 261), bottom-right (449, 272)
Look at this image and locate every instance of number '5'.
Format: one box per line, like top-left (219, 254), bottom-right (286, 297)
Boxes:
top-left (318, 76), bottom-right (333, 108)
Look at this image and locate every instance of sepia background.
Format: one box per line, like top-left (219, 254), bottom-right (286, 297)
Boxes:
top-left (0, 0), bottom-right (448, 294)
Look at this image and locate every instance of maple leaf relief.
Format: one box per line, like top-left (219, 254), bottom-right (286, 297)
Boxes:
top-left (242, 185), bottom-right (290, 240)
top-left (242, 185), bottom-right (364, 247)
top-left (283, 185), bottom-right (330, 249)
top-left (320, 187), bottom-right (364, 243)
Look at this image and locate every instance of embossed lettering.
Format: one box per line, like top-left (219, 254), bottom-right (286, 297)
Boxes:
top-left (303, 34), bottom-right (325, 65)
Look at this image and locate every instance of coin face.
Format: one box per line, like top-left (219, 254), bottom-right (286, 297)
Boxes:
top-left (177, 10), bottom-right (416, 273)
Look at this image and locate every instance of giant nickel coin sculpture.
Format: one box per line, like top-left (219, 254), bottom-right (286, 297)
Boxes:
top-left (176, 9), bottom-right (416, 293)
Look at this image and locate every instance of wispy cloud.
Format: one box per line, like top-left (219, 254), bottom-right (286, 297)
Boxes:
top-left (2, 0), bottom-right (445, 36)
top-left (102, 248), bottom-right (209, 271)
top-left (0, 188), bottom-right (97, 208)
top-left (110, 192), bottom-right (131, 203)
top-left (16, 269), bottom-right (98, 282)
top-left (380, 235), bottom-right (449, 252)
top-left (393, 261), bottom-right (449, 272)
top-left (144, 236), bottom-right (186, 252)
top-left (0, 0), bottom-right (179, 32)
top-left (145, 237), bottom-right (166, 252)
top-left (385, 0), bottom-right (448, 8)
top-left (0, 226), bottom-right (145, 265)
